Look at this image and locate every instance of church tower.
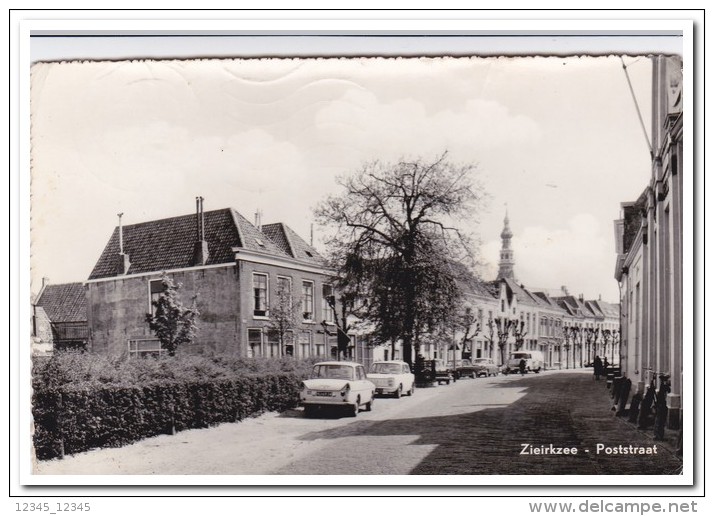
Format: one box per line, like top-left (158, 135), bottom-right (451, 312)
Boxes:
top-left (497, 211), bottom-right (516, 280)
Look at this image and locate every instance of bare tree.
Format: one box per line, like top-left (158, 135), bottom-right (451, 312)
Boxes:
top-left (494, 316), bottom-right (517, 366)
top-left (458, 306), bottom-right (481, 359)
top-left (315, 152), bottom-right (485, 366)
top-left (485, 315), bottom-right (496, 361)
top-left (513, 319), bottom-right (527, 351)
top-left (266, 286), bottom-right (301, 356)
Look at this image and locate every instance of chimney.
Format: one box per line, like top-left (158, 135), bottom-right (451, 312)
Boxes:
top-left (598, 294), bottom-right (602, 301)
top-left (561, 285), bottom-right (569, 296)
top-left (254, 209), bottom-right (262, 231)
top-left (116, 213), bottom-right (131, 275)
top-left (192, 197), bottom-right (209, 266)
top-left (579, 293), bottom-right (584, 302)
top-left (42, 277), bottom-right (50, 289)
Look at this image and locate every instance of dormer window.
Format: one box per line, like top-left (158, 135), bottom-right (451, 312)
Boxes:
top-left (305, 251), bottom-right (313, 258)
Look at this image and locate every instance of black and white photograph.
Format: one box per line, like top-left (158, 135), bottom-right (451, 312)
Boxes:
top-left (16, 16), bottom-right (698, 496)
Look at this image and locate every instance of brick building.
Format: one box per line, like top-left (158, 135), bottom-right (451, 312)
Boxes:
top-left (85, 202), bottom-right (341, 358)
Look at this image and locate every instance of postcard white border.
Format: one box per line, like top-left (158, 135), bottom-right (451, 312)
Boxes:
top-left (12, 12), bottom-right (700, 499)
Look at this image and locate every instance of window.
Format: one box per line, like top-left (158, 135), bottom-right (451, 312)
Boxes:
top-left (327, 330), bottom-right (338, 359)
top-left (501, 300), bottom-right (505, 312)
top-left (149, 279), bottom-right (165, 316)
top-left (302, 280), bottom-right (314, 321)
top-left (276, 276), bottom-right (293, 316)
top-left (128, 338), bottom-right (163, 358)
top-left (266, 330), bottom-right (279, 358)
top-left (247, 329), bottom-right (263, 358)
top-left (277, 276), bottom-right (292, 297)
top-left (322, 284), bottom-right (334, 323)
top-left (283, 330), bottom-right (295, 357)
top-left (298, 330), bottom-right (311, 358)
top-left (253, 273), bottom-right (268, 317)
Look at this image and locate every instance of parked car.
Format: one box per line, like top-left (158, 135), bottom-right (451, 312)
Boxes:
top-left (454, 359), bottom-right (480, 379)
top-left (300, 361), bottom-right (376, 417)
top-left (367, 360), bottom-right (415, 398)
top-left (433, 358), bottom-right (454, 385)
top-left (471, 357), bottom-right (500, 377)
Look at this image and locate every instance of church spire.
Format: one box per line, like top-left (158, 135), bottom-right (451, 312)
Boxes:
top-left (497, 210), bottom-right (515, 280)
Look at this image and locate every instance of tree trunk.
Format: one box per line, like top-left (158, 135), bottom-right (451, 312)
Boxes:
top-left (403, 333), bottom-right (413, 367)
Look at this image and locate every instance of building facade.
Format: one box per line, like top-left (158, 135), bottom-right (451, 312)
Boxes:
top-left (614, 55), bottom-right (683, 431)
top-left (85, 204), bottom-right (342, 359)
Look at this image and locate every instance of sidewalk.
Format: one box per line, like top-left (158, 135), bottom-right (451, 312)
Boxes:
top-left (556, 369), bottom-right (683, 474)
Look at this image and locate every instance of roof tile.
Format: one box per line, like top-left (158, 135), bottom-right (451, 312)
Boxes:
top-left (35, 283), bottom-right (87, 322)
top-left (88, 208), bottom-right (293, 280)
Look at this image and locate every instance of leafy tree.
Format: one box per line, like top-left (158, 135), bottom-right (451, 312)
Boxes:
top-left (145, 274), bottom-right (199, 357)
top-left (315, 152), bottom-right (484, 366)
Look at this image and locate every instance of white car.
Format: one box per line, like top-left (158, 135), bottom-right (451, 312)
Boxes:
top-left (300, 361), bottom-right (376, 417)
top-left (367, 360), bottom-right (416, 398)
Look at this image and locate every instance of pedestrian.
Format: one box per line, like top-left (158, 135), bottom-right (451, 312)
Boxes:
top-left (603, 357), bottom-right (609, 370)
top-left (519, 358), bottom-right (527, 376)
top-left (593, 355), bottom-right (603, 381)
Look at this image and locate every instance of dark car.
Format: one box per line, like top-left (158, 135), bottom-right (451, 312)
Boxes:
top-left (414, 358), bottom-right (454, 385)
top-left (433, 359), bottom-right (454, 385)
top-left (471, 357), bottom-right (500, 377)
top-left (455, 359), bottom-right (481, 379)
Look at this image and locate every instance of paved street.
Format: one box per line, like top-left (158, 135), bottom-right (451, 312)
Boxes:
top-left (34, 369), bottom-right (682, 476)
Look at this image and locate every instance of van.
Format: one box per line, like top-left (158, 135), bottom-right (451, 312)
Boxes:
top-left (506, 350), bottom-right (544, 374)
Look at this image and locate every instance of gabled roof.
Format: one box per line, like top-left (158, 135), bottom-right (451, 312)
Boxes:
top-left (503, 278), bottom-right (545, 308)
top-left (553, 295), bottom-right (598, 319)
top-left (447, 262), bottom-right (498, 299)
top-left (261, 222), bottom-right (326, 266)
top-left (532, 291), bottom-right (568, 313)
top-left (479, 280), bottom-right (502, 299)
top-left (584, 301), bottom-right (605, 319)
top-left (35, 282), bottom-right (87, 322)
top-left (587, 300), bottom-right (620, 319)
top-left (88, 208), bottom-right (321, 280)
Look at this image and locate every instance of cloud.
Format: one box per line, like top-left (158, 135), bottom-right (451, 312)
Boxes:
top-left (309, 89), bottom-right (542, 168)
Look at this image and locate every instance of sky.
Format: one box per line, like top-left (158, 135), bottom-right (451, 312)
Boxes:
top-left (30, 49), bottom-right (656, 303)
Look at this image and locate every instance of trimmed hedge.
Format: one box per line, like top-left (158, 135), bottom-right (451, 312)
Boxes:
top-left (32, 373), bottom-right (303, 461)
